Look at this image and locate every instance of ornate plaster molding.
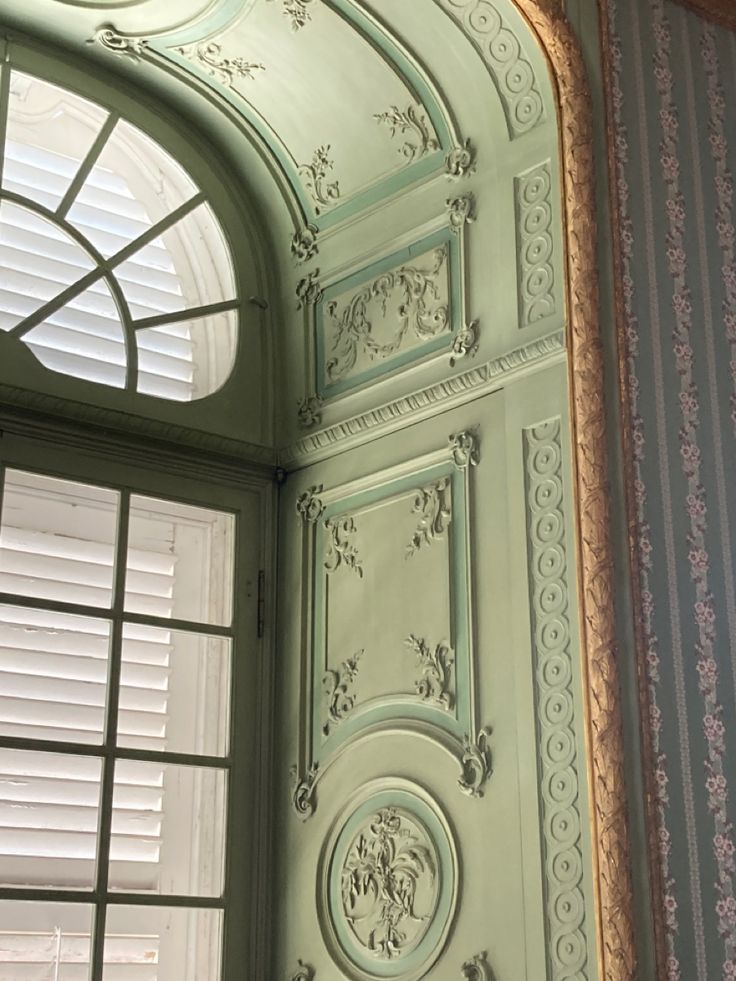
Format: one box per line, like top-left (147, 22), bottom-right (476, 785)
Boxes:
top-left (457, 726), bottom-right (492, 797)
top-left (322, 649), bottom-right (363, 735)
top-left (449, 319), bottom-right (480, 365)
top-left (436, 0), bottom-right (544, 137)
top-left (516, 161), bottom-right (556, 326)
top-left (290, 762), bottom-right (318, 820)
top-left (173, 41), bottom-right (264, 87)
top-left (525, 418), bottom-right (589, 979)
top-left (374, 103), bottom-right (440, 161)
top-left (462, 951), bottom-right (494, 981)
top-left (296, 485), bottom-right (325, 523)
top-left (297, 394), bottom-right (323, 430)
top-left (291, 224), bottom-right (319, 263)
top-left (447, 192), bottom-right (476, 233)
top-left (404, 634), bottom-right (454, 709)
top-left (406, 476), bottom-right (452, 557)
top-left (513, 2), bottom-right (636, 976)
top-left (88, 23), bottom-right (146, 60)
top-left (280, 330), bottom-right (565, 468)
top-left (291, 960), bottom-right (315, 981)
top-left (324, 515), bottom-right (363, 577)
top-left (298, 145), bottom-right (341, 213)
top-left (267, 0), bottom-right (315, 31)
top-left (446, 138), bottom-right (478, 179)
top-left (449, 429), bottom-right (480, 469)
top-left (296, 270), bottom-right (323, 309)
top-left (669, 0), bottom-right (736, 30)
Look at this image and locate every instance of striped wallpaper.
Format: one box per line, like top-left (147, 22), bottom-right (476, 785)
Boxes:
top-left (606, 1), bottom-right (736, 977)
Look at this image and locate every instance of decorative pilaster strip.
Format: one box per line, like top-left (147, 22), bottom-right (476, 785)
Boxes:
top-left (524, 418), bottom-right (589, 980)
top-left (512, 4), bottom-right (636, 976)
top-left (515, 161), bottom-right (556, 326)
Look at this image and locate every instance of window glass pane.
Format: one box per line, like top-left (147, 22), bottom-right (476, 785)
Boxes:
top-left (22, 278), bottom-right (127, 389)
top-left (4, 70), bottom-right (108, 211)
top-left (103, 905), bottom-right (222, 981)
top-left (136, 310), bottom-right (237, 402)
top-left (125, 497), bottom-right (234, 626)
top-left (0, 605), bottom-right (110, 745)
top-left (0, 748), bottom-right (102, 889)
top-left (119, 624), bottom-right (231, 757)
top-left (67, 118), bottom-right (198, 259)
top-left (0, 900), bottom-right (93, 981)
top-left (114, 203), bottom-right (235, 318)
top-left (109, 760), bottom-right (226, 897)
top-left (0, 470), bottom-right (119, 608)
top-left (0, 200), bottom-right (95, 332)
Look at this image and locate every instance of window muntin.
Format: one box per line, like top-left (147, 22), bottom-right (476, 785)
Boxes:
top-left (0, 66), bottom-right (239, 402)
top-left (0, 465), bottom-right (238, 981)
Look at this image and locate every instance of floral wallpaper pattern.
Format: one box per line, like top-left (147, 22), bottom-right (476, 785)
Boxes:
top-left (608, 1), bottom-right (736, 977)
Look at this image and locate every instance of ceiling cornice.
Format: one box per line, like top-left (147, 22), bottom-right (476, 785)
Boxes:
top-left (669, 0), bottom-right (736, 32)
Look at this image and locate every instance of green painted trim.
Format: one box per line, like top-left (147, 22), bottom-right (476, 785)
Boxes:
top-left (0, 56), bottom-right (11, 188)
top-left (315, 228), bottom-right (461, 399)
top-left (310, 460), bottom-right (471, 765)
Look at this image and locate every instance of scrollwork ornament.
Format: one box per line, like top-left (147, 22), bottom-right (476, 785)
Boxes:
top-left (267, 0), bottom-right (314, 31)
top-left (173, 41), bottom-right (264, 87)
top-left (406, 476), bottom-right (452, 557)
top-left (446, 139), bottom-right (477, 179)
top-left (291, 224), bottom-right (319, 263)
top-left (296, 485), bottom-right (325, 523)
top-left (298, 145), bottom-right (340, 212)
top-left (296, 271), bottom-right (323, 309)
top-left (404, 634), bottom-right (454, 709)
top-left (373, 104), bottom-right (440, 162)
top-left (290, 762), bottom-right (318, 820)
top-left (88, 24), bottom-right (146, 60)
top-left (322, 649), bottom-right (363, 735)
top-left (297, 394), bottom-right (323, 430)
top-left (290, 960), bottom-right (315, 981)
top-left (447, 193), bottom-right (477, 233)
top-left (449, 429), bottom-right (480, 470)
top-left (449, 319), bottom-right (480, 366)
top-left (457, 726), bottom-right (492, 797)
top-left (324, 515), bottom-right (363, 578)
top-left (462, 951), bottom-right (494, 981)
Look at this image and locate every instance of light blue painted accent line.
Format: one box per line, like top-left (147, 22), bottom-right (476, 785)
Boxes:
top-left (327, 788), bottom-right (455, 979)
top-left (316, 228), bottom-right (461, 399)
top-left (147, 0), bottom-right (455, 229)
top-left (311, 460), bottom-right (472, 764)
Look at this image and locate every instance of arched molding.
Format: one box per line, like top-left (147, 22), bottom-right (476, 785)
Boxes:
top-left (511, 2), bottom-right (637, 978)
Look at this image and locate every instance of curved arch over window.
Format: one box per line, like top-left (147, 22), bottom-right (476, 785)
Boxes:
top-left (0, 69), bottom-right (238, 401)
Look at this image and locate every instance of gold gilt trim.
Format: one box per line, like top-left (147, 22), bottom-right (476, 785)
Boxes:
top-left (512, 3), bottom-right (636, 979)
top-left (598, 0), bottom-right (669, 977)
top-left (669, 0), bottom-right (736, 32)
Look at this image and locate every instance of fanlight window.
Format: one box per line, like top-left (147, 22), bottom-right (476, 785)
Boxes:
top-left (0, 69), bottom-right (238, 401)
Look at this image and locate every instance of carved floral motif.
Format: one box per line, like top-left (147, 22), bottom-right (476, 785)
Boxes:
top-left (291, 960), bottom-right (315, 981)
top-left (298, 145), bottom-right (340, 212)
top-left (404, 635), bottom-right (454, 709)
top-left (267, 0), bottom-right (315, 31)
top-left (325, 249), bottom-right (448, 383)
top-left (296, 271), bottom-right (323, 309)
top-left (89, 24), bottom-right (146, 60)
top-left (406, 476), bottom-right (452, 557)
top-left (516, 162), bottom-right (556, 326)
top-left (296, 485), bottom-right (325, 523)
top-left (297, 394), bottom-right (323, 430)
top-left (290, 762), bottom-right (318, 820)
top-left (291, 224), bottom-right (319, 263)
top-left (324, 516), bottom-right (363, 577)
top-left (458, 727), bottom-right (492, 797)
top-left (449, 319), bottom-right (480, 365)
top-left (340, 807), bottom-right (437, 959)
top-left (449, 429), bottom-right (480, 470)
top-left (446, 139), bottom-right (477, 179)
top-left (447, 192), bottom-right (476, 233)
top-left (462, 951), bottom-right (494, 981)
top-left (322, 649), bottom-right (363, 736)
top-left (173, 41), bottom-right (264, 87)
top-left (374, 104), bottom-right (439, 162)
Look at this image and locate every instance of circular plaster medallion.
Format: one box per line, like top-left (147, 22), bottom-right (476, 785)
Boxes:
top-left (319, 782), bottom-right (458, 981)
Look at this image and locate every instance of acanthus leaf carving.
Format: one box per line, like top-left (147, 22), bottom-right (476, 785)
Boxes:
top-left (173, 40), bottom-right (264, 87)
top-left (449, 429), bottom-right (480, 470)
top-left (88, 24), bottom-right (146, 61)
top-left (446, 139), bottom-right (477, 179)
top-left (296, 270), bottom-right (323, 309)
top-left (298, 145), bottom-right (340, 213)
top-left (291, 224), bottom-right (319, 263)
top-left (449, 319), bottom-right (480, 366)
top-left (267, 0), bottom-right (314, 31)
top-left (291, 959), bottom-right (315, 981)
top-left (297, 394), bottom-right (323, 430)
top-left (462, 951), bottom-right (494, 981)
top-left (341, 807), bottom-right (437, 960)
top-left (404, 634), bottom-right (454, 710)
top-left (326, 248), bottom-right (449, 383)
top-left (447, 192), bottom-right (476, 233)
top-left (296, 484), bottom-right (325, 523)
top-left (458, 726), bottom-right (492, 797)
top-left (406, 476), bottom-right (452, 557)
top-left (322, 649), bottom-right (364, 736)
top-left (373, 103), bottom-right (440, 162)
top-left (290, 762), bottom-right (318, 820)
top-left (324, 515), bottom-right (363, 578)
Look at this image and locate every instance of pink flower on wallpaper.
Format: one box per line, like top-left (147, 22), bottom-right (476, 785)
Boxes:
top-left (704, 713), bottom-right (726, 743)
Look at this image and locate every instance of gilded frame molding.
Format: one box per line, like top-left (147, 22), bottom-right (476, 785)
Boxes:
top-left (670, 0), bottom-right (736, 32)
top-left (513, 3), bottom-right (637, 979)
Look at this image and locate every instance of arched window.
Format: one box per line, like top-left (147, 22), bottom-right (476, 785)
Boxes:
top-left (1, 69), bottom-right (239, 401)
